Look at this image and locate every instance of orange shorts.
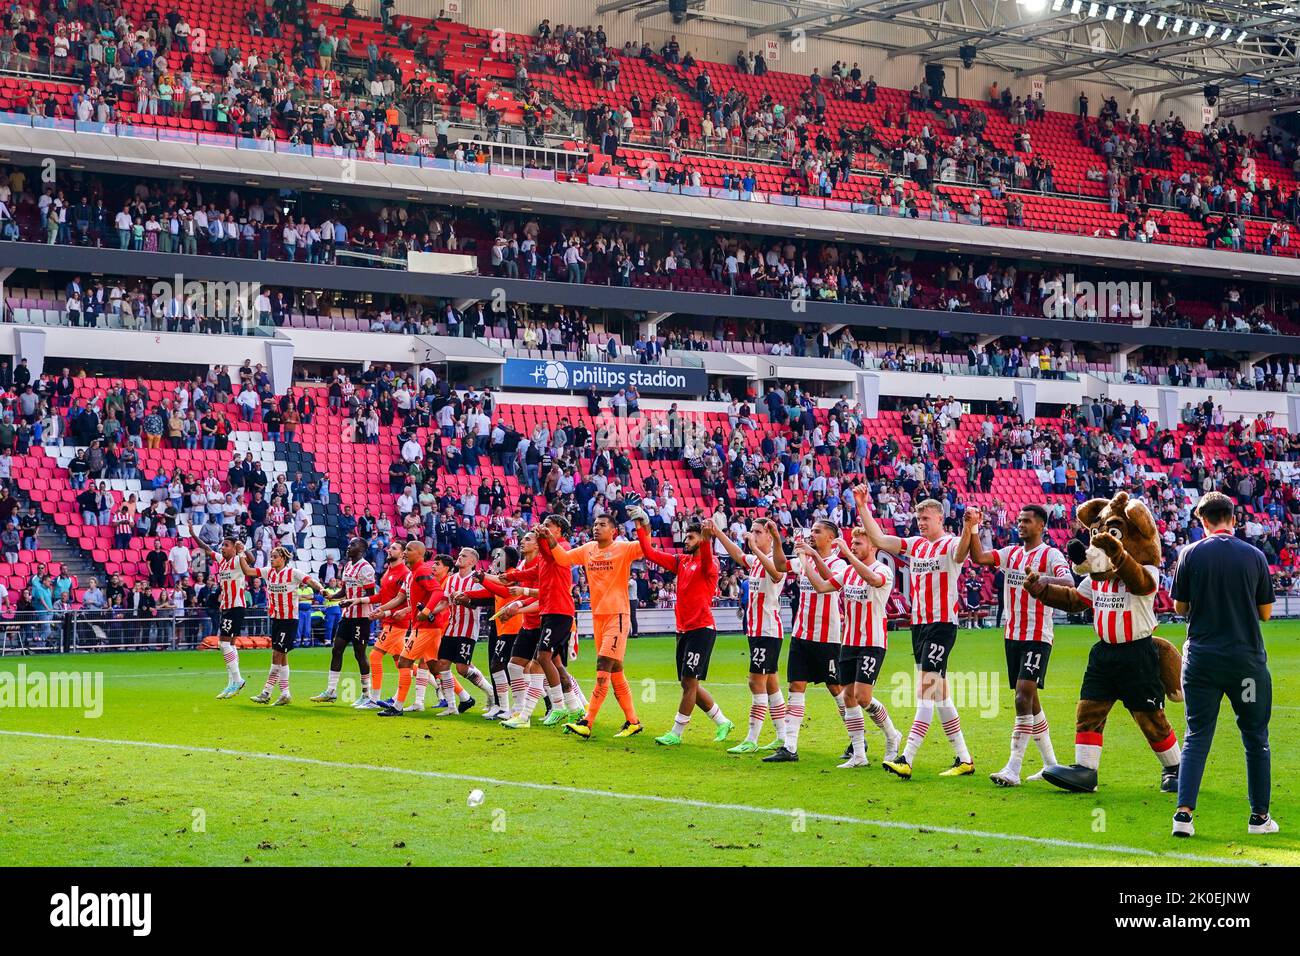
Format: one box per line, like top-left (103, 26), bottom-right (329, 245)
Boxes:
top-left (374, 622), bottom-right (406, 656)
top-left (593, 613), bottom-right (630, 662)
top-left (402, 625), bottom-right (443, 662)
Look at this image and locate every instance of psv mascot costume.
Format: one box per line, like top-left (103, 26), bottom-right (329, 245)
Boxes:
top-left (1024, 492), bottom-right (1184, 793)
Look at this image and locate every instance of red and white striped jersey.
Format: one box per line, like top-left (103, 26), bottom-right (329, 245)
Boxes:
top-left (993, 543), bottom-right (1071, 644)
top-left (1076, 567), bottom-right (1160, 644)
top-left (263, 566), bottom-right (309, 619)
top-left (217, 555), bottom-right (248, 611)
top-left (442, 571), bottom-right (481, 639)
top-left (837, 561), bottom-right (893, 648)
top-left (789, 554), bottom-right (847, 643)
top-left (743, 553), bottom-right (783, 639)
top-left (900, 535), bottom-right (963, 626)
top-left (340, 559), bottom-right (377, 619)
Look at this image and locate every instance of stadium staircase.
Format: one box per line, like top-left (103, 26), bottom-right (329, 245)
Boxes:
top-left (13, 378), bottom-right (336, 588)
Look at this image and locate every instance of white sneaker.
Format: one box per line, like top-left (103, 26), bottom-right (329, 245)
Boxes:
top-left (407, 701), bottom-right (425, 712)
top-left (483, 705), bottom-right (507, 720)
top-left (990, 766), bottom-right (1022, 787)
top-left (1248, 814), bottom-right (1280, 835)
top-left (435, 706), bottom-right (459, 717)
top-left (351, 696), bottom-right (373, 709)
top-left (272, 694), bottom-right (291, 707)
top-left (1172, 812), bottom-right (1195, 838)
top-left (837, 754), bottom-right (870, 769)
top-left (1026, 768), bottom-right (1046, 782)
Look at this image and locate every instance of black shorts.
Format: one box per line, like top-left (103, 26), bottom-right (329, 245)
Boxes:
top-left (911, 622), bottom-right (958, 675)
top-left (270, 618), bottom-right (297, 654)
top-left (747, 635), bottom-right (782, 674)
top-left (537, 613), bottom-right (572, 660)
top-left (512, 627), bottom-right (540, 661)
top-left (787, 639), bottom-right (841, 685)
top-left (218, 606), bottom-right (245, 640)
top-left (1005, 639), bottom-right (1053, 689)
top-left (839, 644), bottom-right (887, 686)
top-left (538, 613), bottom-right (572, 664)
top-left (1079, 639), bottom-right (1165, 712)
top-left (675, 627), bottom-right (716, 681)
top-left (335, 616), bottom-right (371, 646)
top-left (438, 633), bottom-right (476, 666)
top-left (489, 630), bottom-right (515, 671)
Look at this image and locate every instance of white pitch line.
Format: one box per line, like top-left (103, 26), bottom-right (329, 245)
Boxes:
top-left (0, 729), bottom-right (1259, 867)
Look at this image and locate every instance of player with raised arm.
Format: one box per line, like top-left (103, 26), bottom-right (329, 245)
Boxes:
top-left (861, 495), bottom-right (976, 778)
top-left (710, 516), bottom-right (790, 753)
top-left (250, 546), bottom-right (325, 705)
top-left (449, 546), bottom-right (521, 719)
top-left (762, 520), bottom-right (848, 764)
top-left (428, 547), bottom-right (494, 717)
top-left (310, 538), bottom-right (376, 703)
top-left (966, 504), bottom-right (1072, 786)
top-left (547, 514), bottom-right (645, 740)
top-left (834, 491), bottom-right (904, 765)
top-left (631, 510), bottom-right (733, 746)
top-left (194, 534), bottom-right (257, 699)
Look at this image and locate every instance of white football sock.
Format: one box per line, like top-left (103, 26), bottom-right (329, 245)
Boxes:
top-left (785, 692), bottom-right (806, 753)
top-left (746, 692), bottom-right (768, 744)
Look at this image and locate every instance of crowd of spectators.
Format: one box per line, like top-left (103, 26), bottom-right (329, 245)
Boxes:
top-left (7, 347), bottom-right (1300, 641)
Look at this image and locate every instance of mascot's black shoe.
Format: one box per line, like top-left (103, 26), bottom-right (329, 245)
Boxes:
top-left (1040, 763), bottom-right (1099, 793)
top-left (1160, 766), bottom-right (1179, 793)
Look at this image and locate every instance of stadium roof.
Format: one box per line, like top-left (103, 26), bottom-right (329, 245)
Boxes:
top-left (622, 0), bottom-right (1300, 112)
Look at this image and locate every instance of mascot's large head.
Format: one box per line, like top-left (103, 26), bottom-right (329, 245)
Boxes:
top-left (1068, 491), bottom-right (1161, 581)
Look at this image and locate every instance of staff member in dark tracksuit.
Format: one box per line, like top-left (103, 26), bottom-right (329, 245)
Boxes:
top-left (1169, 491), bottom-right (1279, 839)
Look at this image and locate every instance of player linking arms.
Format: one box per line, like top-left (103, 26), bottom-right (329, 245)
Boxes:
top-left (193, 534), bottom-right (257, 699)
top-left (965, 504), bottom-right (1071, 786)
top-left (311, 537), bottom-right (376, 703)
top-left (366, 541), bottom-right (451, 716)
top-left (711, 517), bottom-right (791, 754)
top-left (545, 515), bottom-right (644, 740)
top-left (448, 545), bottom-right (522, 720)
top-left (498, 517), bottom-right (587, 728)
top-left (251, 546), bottom-right (326, 705)
top-left (800, 515), bottom-right (903, 767)
top-left (631, 511), bottom-right (733, 746)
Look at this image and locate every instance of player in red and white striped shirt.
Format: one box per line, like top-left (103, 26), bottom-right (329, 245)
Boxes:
top-left (250, 546), bottom-right (324, 706)
top-left (710, 517), bottom-right (791, 754)
top-left (428, 548), bottom-right (496, 717)
top-left (859, 490), bottom-right (976, 779)
top-left (312, 539), bottom-right (377, 703)
top-left (193, 534), bottom-right (257, 699)
top-left (761, 519), bottom-right (848, 764)
top-left (799, 524), bottom-right (905, 769)
top-left (967, 504), bottom-right (1074, 786)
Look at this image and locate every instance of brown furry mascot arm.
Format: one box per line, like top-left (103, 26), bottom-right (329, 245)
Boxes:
top-left (1022, 571), bottom-right (1090, 613)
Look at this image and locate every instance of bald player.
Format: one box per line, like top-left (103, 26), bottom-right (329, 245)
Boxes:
top-left (369, 541), bottom-right (452, 716)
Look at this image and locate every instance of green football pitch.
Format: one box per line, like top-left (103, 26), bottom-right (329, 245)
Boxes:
top-left (1, 623), bottom-right (1296, 867)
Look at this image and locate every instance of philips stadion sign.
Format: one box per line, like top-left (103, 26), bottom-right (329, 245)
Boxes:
top-left (502, 358), bottom-right (709, 397)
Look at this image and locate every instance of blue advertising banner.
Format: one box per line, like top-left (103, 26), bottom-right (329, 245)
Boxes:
top-left (502, 357), bottom-right (709, 397)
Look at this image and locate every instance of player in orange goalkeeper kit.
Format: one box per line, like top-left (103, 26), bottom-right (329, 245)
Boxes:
top-left (539, 514), bottom-right (644, 739)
